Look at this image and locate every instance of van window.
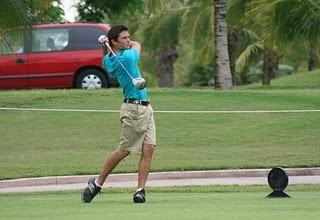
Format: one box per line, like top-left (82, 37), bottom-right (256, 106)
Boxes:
top-left (0, 31), bottom-right (24, 55)
top-left (31, 28), bottom-right (70, 52)
top-left (73, 27), bottom-right (105, 50)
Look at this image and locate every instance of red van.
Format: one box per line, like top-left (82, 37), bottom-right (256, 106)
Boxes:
top-left (0, 23), bottom-right (116, 89)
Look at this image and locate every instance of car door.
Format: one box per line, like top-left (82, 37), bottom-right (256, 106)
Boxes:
top-left (26, 27), bottom-right (76, 88)
top-left (0, 32), bottom-right (28, 89)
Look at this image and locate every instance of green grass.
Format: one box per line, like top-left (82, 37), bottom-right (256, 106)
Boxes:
top-left (241, 70), bottom-right (320, 89)
top-left (1, 185), bottom-right (320, 220)
top-left (1, 87), bottom-right (320, 179)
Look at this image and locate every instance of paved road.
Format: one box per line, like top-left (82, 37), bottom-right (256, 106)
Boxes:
top-left (1, 168), bottom-right (320, 193)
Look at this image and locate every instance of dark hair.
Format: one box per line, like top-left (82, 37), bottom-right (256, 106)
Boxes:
top-left (107, 25), bottom-right (128, 47)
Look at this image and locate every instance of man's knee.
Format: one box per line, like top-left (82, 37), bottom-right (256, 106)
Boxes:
top-left (116, 149), bottom-right (130, 158)
top-left (143, 144), bottom-right (154, 157)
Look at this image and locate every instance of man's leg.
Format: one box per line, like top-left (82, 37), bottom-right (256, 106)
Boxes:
top-left (137, 144), bottom-right (154, 188)
top-left (133, 144), bottom-right (154, 203)
top-left (97, 149), bottom-right (130, 185)
top-left (82, 149), bottom-right (129, 203)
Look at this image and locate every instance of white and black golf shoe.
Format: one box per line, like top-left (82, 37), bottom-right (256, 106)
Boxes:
top-left (81, 178), bottom-right (101, 203)
top-left (133, 188), bottom-right (146, 203)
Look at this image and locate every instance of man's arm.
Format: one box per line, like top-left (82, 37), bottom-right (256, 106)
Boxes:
top-left (131, 41), bottom-right (141, 54)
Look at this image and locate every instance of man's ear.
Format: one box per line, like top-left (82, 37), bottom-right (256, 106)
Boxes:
top-left (111, 39), bottom-right (117, 46)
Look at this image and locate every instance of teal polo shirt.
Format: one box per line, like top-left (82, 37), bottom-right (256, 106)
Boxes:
top-left (103, 48), bottom-right (148, 101)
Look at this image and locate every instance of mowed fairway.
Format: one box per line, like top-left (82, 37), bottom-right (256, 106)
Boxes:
top-left (1, 75), bottom-right (320, 219)
top-left (1, 186), bottom-right (320, 220)
top-left (0, 88), bottom-right (320, 179)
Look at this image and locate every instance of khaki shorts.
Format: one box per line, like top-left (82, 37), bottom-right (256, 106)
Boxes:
top-left (119, 103), bottom-right (156, 154)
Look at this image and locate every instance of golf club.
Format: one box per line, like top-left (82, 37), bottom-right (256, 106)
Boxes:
top-left (98, 35), bottom-right (146, 90)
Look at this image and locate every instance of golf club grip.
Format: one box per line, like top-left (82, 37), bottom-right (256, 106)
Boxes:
top-left (104, 42), bottom-right (117, 57)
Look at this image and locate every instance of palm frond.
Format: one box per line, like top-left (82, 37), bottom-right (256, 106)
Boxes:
top-left (227, 0), bottom-right (250, 26)
top-left (236, 41), bottom-right (264, 73)
top-left (144, 0), bottom-right (185, 17)
top-left (272, 0), bottom-right (320, 43)
top-left (179, 3), bottom-right (214, 60)
top-left (0, 0), bottom-right (54, 51)
top-left (141, 9), bottom-right (183, 50)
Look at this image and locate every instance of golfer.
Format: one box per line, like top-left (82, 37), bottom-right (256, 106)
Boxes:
top-left (81, 25), bottom-right (156, 203)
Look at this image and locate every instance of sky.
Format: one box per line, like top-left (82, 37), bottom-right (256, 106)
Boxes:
top-left (61, 0), bottom-right (79, 22)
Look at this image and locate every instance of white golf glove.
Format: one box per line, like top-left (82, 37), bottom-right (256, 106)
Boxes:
top-left (98, 35), bottom-right (108, 44)
top-left (132, 78), bottom-right (146, 90)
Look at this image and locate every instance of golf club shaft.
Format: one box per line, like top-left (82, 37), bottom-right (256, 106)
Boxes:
top-left (104, 42), bottom-right (134, 80)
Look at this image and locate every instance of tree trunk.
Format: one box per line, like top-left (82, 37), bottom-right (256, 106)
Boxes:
top-left (228, 27), bottom-right (238, 85)
top-left (262, 46), bottom-right (277, 85)
top-left (308, 41), bottom-right (317, 71)
top-left (214, 0), bottom-right (232, 90)
top-left (156, 45), bottom-right (178, 87)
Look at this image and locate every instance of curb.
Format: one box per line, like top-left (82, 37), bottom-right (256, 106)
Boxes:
top-left (1, 167), bottom-right (320, 189)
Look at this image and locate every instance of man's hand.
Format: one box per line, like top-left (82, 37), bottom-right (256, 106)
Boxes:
top-left (130, 41), bottom-right (141, 54)
top-left (98, 35), bottom-right (108, 44)
top-left (132, 77), bottom-right (146, 90)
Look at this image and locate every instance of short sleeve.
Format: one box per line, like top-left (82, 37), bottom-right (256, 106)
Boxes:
top-left (122, 48), bottom-right (140, 62)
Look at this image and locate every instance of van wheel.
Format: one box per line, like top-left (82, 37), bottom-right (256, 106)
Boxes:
top-left (75, 69), bottom-right (108, 89)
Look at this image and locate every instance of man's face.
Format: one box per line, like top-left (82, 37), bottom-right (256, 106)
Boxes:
top-left (114, 31), bottom-right (131, 49)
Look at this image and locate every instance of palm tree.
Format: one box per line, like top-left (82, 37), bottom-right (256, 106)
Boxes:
top-left (0, 0), bottom-right (55, 49)
top-left (214, 0), bottom-right (232, 89)
top-left (228, 0), bottom-right (320, 86)
top-left (175, 0), bottom-right (216, 86)
top-left (227, 0), bottom-right (256, 84)
top-left (246, 0), bottom-right (320, 82)
top-left (140, 0), bottom-right (186, 87)
top-left (0, 0), bottom-right (54, 29)
top-left (271, 0), bottom-right (320, 71)
top-left (141, 0), bottom-right (234, 89)
top-left (227, 0), bottom-right (283, 85)
top-left (76, 0), bottom-right (144, 23)
top-left (139, 7), bottom-right (183, 87)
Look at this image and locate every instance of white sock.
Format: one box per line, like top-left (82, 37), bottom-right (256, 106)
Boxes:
top-left (136, 188), bottom-right (143, 192)
top-left (95, 179), bottom-right (102, 188)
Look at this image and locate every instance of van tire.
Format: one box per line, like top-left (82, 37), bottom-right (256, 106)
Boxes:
top-left (75, 69), bottom-right (108, 89)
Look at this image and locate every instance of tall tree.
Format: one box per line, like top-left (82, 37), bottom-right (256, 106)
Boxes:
top-left (214, 0), bottom-right (233, 89)
top-left (78, 0), bottom-right (233, 88)
top-left (140, 0), bottom-right (187, 87)
top-left (227, 0), bottom-right (265, 85)
top-left (141, 10), bottom-right (182, 87)
top-left (0, 0), bottom-right (57, 29)
top-left (271, 0), bottom-right (320, 71)
top-left (228, 0), bottom-right (280, 85)
top-left (76, 0), bottom-right (144, 22)
top-left (30, 0), bottom-right (65, 24)
top-left (228, 0), bottom-right (320, 86)
top-left (143, 0), bottom-right (233, 88)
